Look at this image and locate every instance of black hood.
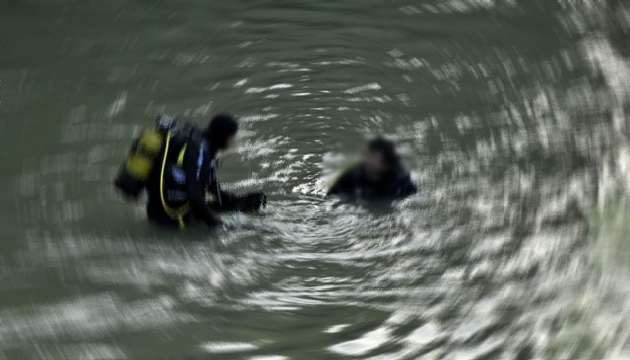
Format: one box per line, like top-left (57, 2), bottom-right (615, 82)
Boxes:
top-left (368, 136), bottom-right (401, 171)
top-left (202, 113), bottom-right (239, 150)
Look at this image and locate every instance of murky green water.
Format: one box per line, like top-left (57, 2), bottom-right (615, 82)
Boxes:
top-left (2, 0), bottom-right (630, 359)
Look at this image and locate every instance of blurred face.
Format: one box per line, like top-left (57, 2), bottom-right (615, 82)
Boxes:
top-left (225, 134), bottom-right (236, 149)
top-left (363, 149), bottom-right (386, 175)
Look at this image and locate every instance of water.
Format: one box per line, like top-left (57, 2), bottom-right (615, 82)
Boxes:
top-left (2, 0), bottom-right (630, 359)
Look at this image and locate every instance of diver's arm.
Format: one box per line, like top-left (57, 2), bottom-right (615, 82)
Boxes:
top-left (206, 166), bottom-right (267, 212)
top-left (184, 146), bottom-right (222, 227)
top-left (206, 168), bottom-right (238, 209)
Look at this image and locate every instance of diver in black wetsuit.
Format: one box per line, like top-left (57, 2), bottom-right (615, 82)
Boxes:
top-left (146, 113), bottom-right (266, 229)
top-left (327, 137), bottom-right (417, 201)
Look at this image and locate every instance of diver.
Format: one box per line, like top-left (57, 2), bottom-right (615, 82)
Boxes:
top-left (327, 136), bottom-right (417, 201)
top-left (115, 113), bottom-right (266, 229)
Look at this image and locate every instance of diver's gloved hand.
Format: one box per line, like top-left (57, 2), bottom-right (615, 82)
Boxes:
top-left (237, 191), bottom-right (267, 212)
top-left (206, 215), bottom-right (223, 228)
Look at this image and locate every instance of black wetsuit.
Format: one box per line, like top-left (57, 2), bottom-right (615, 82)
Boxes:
top-left (146, 125), bottom-right (234, 228)
top-left (327, 164), bottom-right (417, 201)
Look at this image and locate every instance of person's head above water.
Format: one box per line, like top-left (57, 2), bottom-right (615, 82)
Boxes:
top-left (363, 136), bottom-right (400, 176)
top-left (203, 113), bottom-right (239, 150)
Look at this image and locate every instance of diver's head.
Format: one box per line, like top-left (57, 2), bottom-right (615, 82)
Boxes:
top-left (204, 113), bottom-right (239, 150)
top-left (364, 136), bottom-right (399, 176)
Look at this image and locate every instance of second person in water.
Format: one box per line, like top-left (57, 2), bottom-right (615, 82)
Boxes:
top-left (327, 136), bottom-right (417, 201)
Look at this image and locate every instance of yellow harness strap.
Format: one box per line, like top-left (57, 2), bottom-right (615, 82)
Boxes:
top-left (159, 132), bottom-right (191, 229)
top-left (177, 144), bottom-right (187, 166)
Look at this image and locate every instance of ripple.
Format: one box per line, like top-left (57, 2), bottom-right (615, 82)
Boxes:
top-left (2, 0), bottom-right (630, 358)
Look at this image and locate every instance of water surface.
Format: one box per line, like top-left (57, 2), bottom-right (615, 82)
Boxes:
top-left (2, 0), bottom-right (630, 359)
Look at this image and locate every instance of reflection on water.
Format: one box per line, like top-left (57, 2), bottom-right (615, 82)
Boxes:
top-left (2, 0), bottom-right (630, 358)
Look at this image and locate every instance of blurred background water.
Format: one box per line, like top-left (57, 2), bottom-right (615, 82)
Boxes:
top-left (2, 0), bottom-right (630, 359)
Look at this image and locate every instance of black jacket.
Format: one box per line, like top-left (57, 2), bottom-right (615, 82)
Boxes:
top-left (147, 125), bottom-right (234, 227)
top-left (327, 164), bottom-right (417, 201)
